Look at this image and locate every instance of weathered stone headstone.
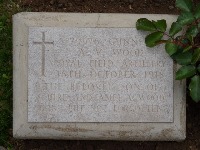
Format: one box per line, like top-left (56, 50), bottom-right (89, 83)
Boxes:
top-left (13, 13), bottom-right (186, 140)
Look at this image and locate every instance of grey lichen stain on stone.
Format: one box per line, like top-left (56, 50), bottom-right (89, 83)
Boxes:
top-left (102, 127), bottom-right (155, 139)
top-left (139, 127), bottom-right (155, 134)
top-left (24, 14), bottom-right (61, 22)
top-left (118, 131), bottom-right (129, 137)
top-left (159, 128), bottom-right (175, 139)
top-left (14, 124), bottom-right (25, 137)
top-left (96, 14), bottom-right (101, 27)
top-left (173, 63), bottom-right (177, 81)
top-left (29, 125), bottom-right (91, 133)
top-left (179, 96), bottom-right (186, 137)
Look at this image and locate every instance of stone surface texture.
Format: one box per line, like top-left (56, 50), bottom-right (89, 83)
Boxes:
top-left (13, 13), bottom-right (186, 141)
top-left (28, 27), bottom-right (173, 123)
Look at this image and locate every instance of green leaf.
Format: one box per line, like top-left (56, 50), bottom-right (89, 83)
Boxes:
top-left (145, 32), bottom-right (163, 47)
top-left (186, 26), bottom-right (199, 37)
top-left (173, 51), bottom-right (192, 65)
top-left (169, 22), bottom-right (182, 36)
top-left (136, 18), bottom-right (156, 31)
top-left (189, 75), bottom-right (200, 102)
top-left (152, 19), bottom-right (167, 32)
top-left (165, 41), bottom-right (178, 56)
top-left (194, 3), bottom-right (200, 19)
top-left (177, 12), bottom-right (195, 25)
top-left (176, 65), bottom-right (196, 80)
top-left (191, 48), bottom-right (200, 64)
top-left (183, 45), bottom-right (192, 52)
top-left (175, 0), bottom-right (193, 12)
top-left (2, 74), bottom-right (8, 79)
top-left (186, 35), bottom-right (194, 44)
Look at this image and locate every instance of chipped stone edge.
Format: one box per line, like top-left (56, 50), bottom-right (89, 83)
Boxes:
top-left (13, 12), bottom-right (186, 141)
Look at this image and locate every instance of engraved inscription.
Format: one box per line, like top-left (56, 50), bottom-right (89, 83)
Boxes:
top-left (32, 32), bottom-right (54, 76)
top-left (28, 28), bottom-right (173, 122)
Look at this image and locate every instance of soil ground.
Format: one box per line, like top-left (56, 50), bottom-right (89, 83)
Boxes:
top-left (10, 0), bottom-right (200, 149)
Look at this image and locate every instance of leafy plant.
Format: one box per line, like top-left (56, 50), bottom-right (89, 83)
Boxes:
top-left (0, 0), bottom-right (17, 147)
top-left (0, 13), bottom-right (13, 146)
top-left (136, 0), bottom-right (200, 102)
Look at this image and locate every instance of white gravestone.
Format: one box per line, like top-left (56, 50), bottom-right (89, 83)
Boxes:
top-left (28, 27), bottom-right (173, 122)
top-left (13, 13), bottom-right (186, 140)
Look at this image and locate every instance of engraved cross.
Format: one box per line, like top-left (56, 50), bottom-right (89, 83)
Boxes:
top-left (33, 32), bottom-right (54, 76)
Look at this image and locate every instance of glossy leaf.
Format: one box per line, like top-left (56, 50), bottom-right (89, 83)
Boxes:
top-left (189, 76), bottom-right (200, 102)
top-left (152, 19), bottom-right (167, 32)
top-left (183, 45), bottom-right (192, 52)
top-left (136, 18), bottom-right (156, 31)
top-left (165, 41), bottom-right (178, 56)
top-left (169, 22), bottom-right (182, 36)
top-left (173, 51), bottom-right (192, 65)
top-left (186, 26), bottom-right (199, 37)
top-left (176, 65), bottom-right (196, 80)
top-left (194, 3), bottom-right (200, 19)
top-left (186, 35), bottom-right (194, 45)
top-left (177, 12), bottom-right (195, 25)
top-left (145, 32), bottom-right (163, 47)
top-left (175, 0), bottom-right (193, 12)
top-left (191, 48), bottom-right (200, 64)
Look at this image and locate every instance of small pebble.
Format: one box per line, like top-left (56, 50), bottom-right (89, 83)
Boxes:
top-left (169, 6), bottom-right (174, 9)
top-left (50, 0), bottom-right (54, 5)
top-left (58, 3), bottom-right (63, 8)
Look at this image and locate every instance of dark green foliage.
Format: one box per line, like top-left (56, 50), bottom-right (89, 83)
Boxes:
top-left (136, 18), bottom-right (156, 31)
top-left (0, 110), bottom-right (12, 144)
top-left (173, 51), bottom-right (192, 65)
top-left (165, 41), bottom-right (178, 55)
top-left (177, 12), bottom-right (195, 25)
top-left (136, 0), bottom-right (200, 102)
top-left (0, 2), bottom-right (13, 147)
top-left (175, 0), bottom-right (193, 12)
top-left (176, 65), bottom-right (196, 80)
top-left (186, 26), bottom-right (199, 37)
top-left (194, 3), bottom-right (200, 19)
top-left (191, 48), bottom-right (200, 64)
top-left (183, 45), bottom-right (192, 52)
top-left (189, 76), bottom-right (200, 102)
top-left (152, 19), bottom-right (167, 32)
top-left (169, 22), bottom-right (182, 36)
top-left (145, 32), bottom-right (163, 47)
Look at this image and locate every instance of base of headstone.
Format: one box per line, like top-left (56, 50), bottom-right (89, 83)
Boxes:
top-left (13, 13), bottom-right (186, 141)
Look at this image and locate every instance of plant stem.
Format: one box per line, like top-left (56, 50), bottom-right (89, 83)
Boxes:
top-left (163, 32), bottom-right (174, 40)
